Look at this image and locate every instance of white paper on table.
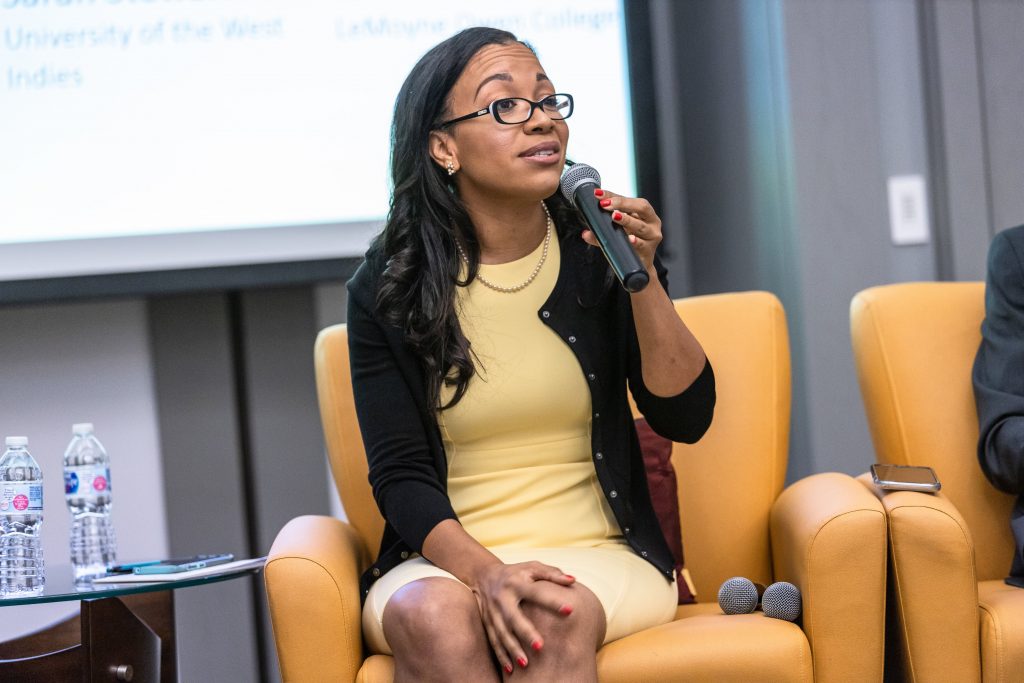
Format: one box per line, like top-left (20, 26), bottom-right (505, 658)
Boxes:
top-left (91, 557), bottom-right (266, 583)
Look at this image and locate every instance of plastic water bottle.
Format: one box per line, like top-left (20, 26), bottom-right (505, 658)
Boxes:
top-left (64, 423), bottom-right (117, 581)
top-left (0, 436), bottom-right (45, 597)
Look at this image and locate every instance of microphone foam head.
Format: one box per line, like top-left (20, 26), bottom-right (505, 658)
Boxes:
top-left (762, 581), bottom-right (802, 622)
top-left (559, 163), bottom-right (601, 207)
top-left (717, 576), bottom-right (758, 615)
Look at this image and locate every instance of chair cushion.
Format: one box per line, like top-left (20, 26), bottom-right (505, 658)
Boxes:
top-left (637, 417), bottom-right (696, 604)
top-left (597, 611), bottom-right (812, 682)
top-left (979, 579), bottom-right (1024, 681)
top-left (675, 600), bottom-right (725, 620)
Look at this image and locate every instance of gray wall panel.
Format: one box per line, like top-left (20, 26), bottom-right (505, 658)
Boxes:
top-left (648, 0), bottom-right (695, 296)
top-left (239, 288), bottom-right (329, 557)
top-left (676, 1), bottom-right (761, 296)
top-left (927, 0), bottom-right (991, 280)
top-left (785, 0), bottom-right (938, 476)
top-left (671, 0), bottom-right (951, 480)
top-left (149, 294), bottom-right (260, 683)
top-left (740, 0), bottom-right (812, 479)
top-left (977, 0), bottom-right (1024, 234)
top-left (240, 287), bottom-right (331, 682)
top-left (783, 0), bottom-right (895, 478)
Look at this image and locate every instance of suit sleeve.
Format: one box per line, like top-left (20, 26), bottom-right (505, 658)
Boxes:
top-left (346, 279), bottom-right (458, 551)
top-left (626, 256), bottom-right (716, 444)
top-left (974, 229), bottom-right (1024, 495)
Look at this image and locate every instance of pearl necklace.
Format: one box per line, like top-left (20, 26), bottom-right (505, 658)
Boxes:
top-left (457, 202), bottom-right (553, 294)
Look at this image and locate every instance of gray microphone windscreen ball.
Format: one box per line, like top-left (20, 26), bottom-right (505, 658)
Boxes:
top-left (559, 163), bottom-right (601, 207)
top-left (717, 577), bottom-right (758, 615)
top-left (762, 581), bottom-right (802, 621)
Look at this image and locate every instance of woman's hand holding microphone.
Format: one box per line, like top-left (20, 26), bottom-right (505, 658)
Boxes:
top-left (581, 187), bottom-right (663, 274)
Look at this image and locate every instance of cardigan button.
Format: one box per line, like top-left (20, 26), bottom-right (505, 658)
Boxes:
top-left (595, 452), bottom-right (603, 460)
top-left (593, 412), bottom-right (600, 419)
top-left (400, 551), bottom-right (409, 560)
top-left (609, 490), bottom-right (618, 498)
top-left (542, 310), bottom-right (551, 318)
top-left (623, 527), bottom-right (631, 534)
top-left (641, 550), bottom-right (649, 558)
top-left (371, 567), bottom-right (381, 577)
top-left (568, 335), bottom-right (577, 343)
top-left (587, 373), bottom-right (596, 381)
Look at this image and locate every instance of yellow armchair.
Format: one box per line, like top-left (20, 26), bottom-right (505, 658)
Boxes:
top-left (266, 291), bottom-right (886, 682)
top-left (851, 282), bottom-right (1023, 682)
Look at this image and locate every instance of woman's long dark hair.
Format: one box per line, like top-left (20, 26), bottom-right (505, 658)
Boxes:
top-left (373, 27), bottom-right (583, 411)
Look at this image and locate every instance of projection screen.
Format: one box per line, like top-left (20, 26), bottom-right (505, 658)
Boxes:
top-left (0, 0), bottom-right (635, 285)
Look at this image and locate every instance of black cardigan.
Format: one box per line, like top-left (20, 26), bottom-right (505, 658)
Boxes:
top-left (346, 230), bottom-right (716, 598)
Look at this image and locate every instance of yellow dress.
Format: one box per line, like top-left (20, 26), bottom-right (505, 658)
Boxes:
top-left (362, 233), bottom-right (677, 654)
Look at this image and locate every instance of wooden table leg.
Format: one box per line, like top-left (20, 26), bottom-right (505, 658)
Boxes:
top-left (82, 596), bottom-right (161, 682)
top-left (119, 591), bottom-right (177, 682)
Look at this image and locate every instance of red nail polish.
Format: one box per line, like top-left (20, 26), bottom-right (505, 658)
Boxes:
top-left (504, 663), bottom-right (514, 674)
top-left (517, 656), bottom-right (528, 668)
top-left (599, 198), bottom-right (611, 208)
top-left (559, 604), bottom-right (574, 615)
top-left (594, 188), bottom-right (604, 197)
top-left (613, 211), bottom-right (623, 221)
top-left (532, 639), bottom-right (543, 651)
top-left (564, 574), bottom-right (576, 581)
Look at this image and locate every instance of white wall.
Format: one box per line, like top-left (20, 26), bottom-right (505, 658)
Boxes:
top-left (0, 298), bottom-right (168, 640)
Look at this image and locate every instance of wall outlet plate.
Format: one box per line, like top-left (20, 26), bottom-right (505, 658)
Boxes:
top-left (887, 174), bottom-right (930, 245)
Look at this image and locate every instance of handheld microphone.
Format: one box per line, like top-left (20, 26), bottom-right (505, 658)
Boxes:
top-left (559, 163), bottom-right (649, 293)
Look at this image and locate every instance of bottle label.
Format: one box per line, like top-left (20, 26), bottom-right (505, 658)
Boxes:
top-left (65, 465), bottom-right (112, 497)
top-left (0, 482), bottom-right (43, 513)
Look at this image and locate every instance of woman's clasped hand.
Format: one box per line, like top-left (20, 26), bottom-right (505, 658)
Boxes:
top-left (470, 561), bottom-right (579, 672)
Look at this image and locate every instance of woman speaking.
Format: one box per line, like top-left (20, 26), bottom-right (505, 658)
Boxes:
top-left (346, 26), bottom-right (715, 682)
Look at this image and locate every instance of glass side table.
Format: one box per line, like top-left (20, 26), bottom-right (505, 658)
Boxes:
top-left (0, 562), bottom-right (263, 682)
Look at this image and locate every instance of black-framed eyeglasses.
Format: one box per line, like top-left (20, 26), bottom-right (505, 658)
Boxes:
top-left (438, 93), bottom-right (574, 128)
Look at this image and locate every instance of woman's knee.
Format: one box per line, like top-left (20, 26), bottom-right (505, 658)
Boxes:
top-left (383, 578), bottom-right (487, 655)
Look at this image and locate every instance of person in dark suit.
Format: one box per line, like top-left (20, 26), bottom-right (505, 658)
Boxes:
top-left (973, 224), bottom-right (1024, 587)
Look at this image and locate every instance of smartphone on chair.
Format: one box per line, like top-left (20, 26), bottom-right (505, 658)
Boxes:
top-left (870, 464), bottom-right (941, 492)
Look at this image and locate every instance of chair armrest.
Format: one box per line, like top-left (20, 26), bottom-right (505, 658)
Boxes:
top-left (264, 515), bottom-right (368, 683)
top-left (856, 473), bottom-right (981, 682)
top-left (770, 472), bottom-right (886, 683)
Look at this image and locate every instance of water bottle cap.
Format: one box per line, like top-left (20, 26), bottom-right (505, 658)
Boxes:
top-left (72, 423), bottom-right (94, 435)
top-left (5, 436), bottom-right (28, 447)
